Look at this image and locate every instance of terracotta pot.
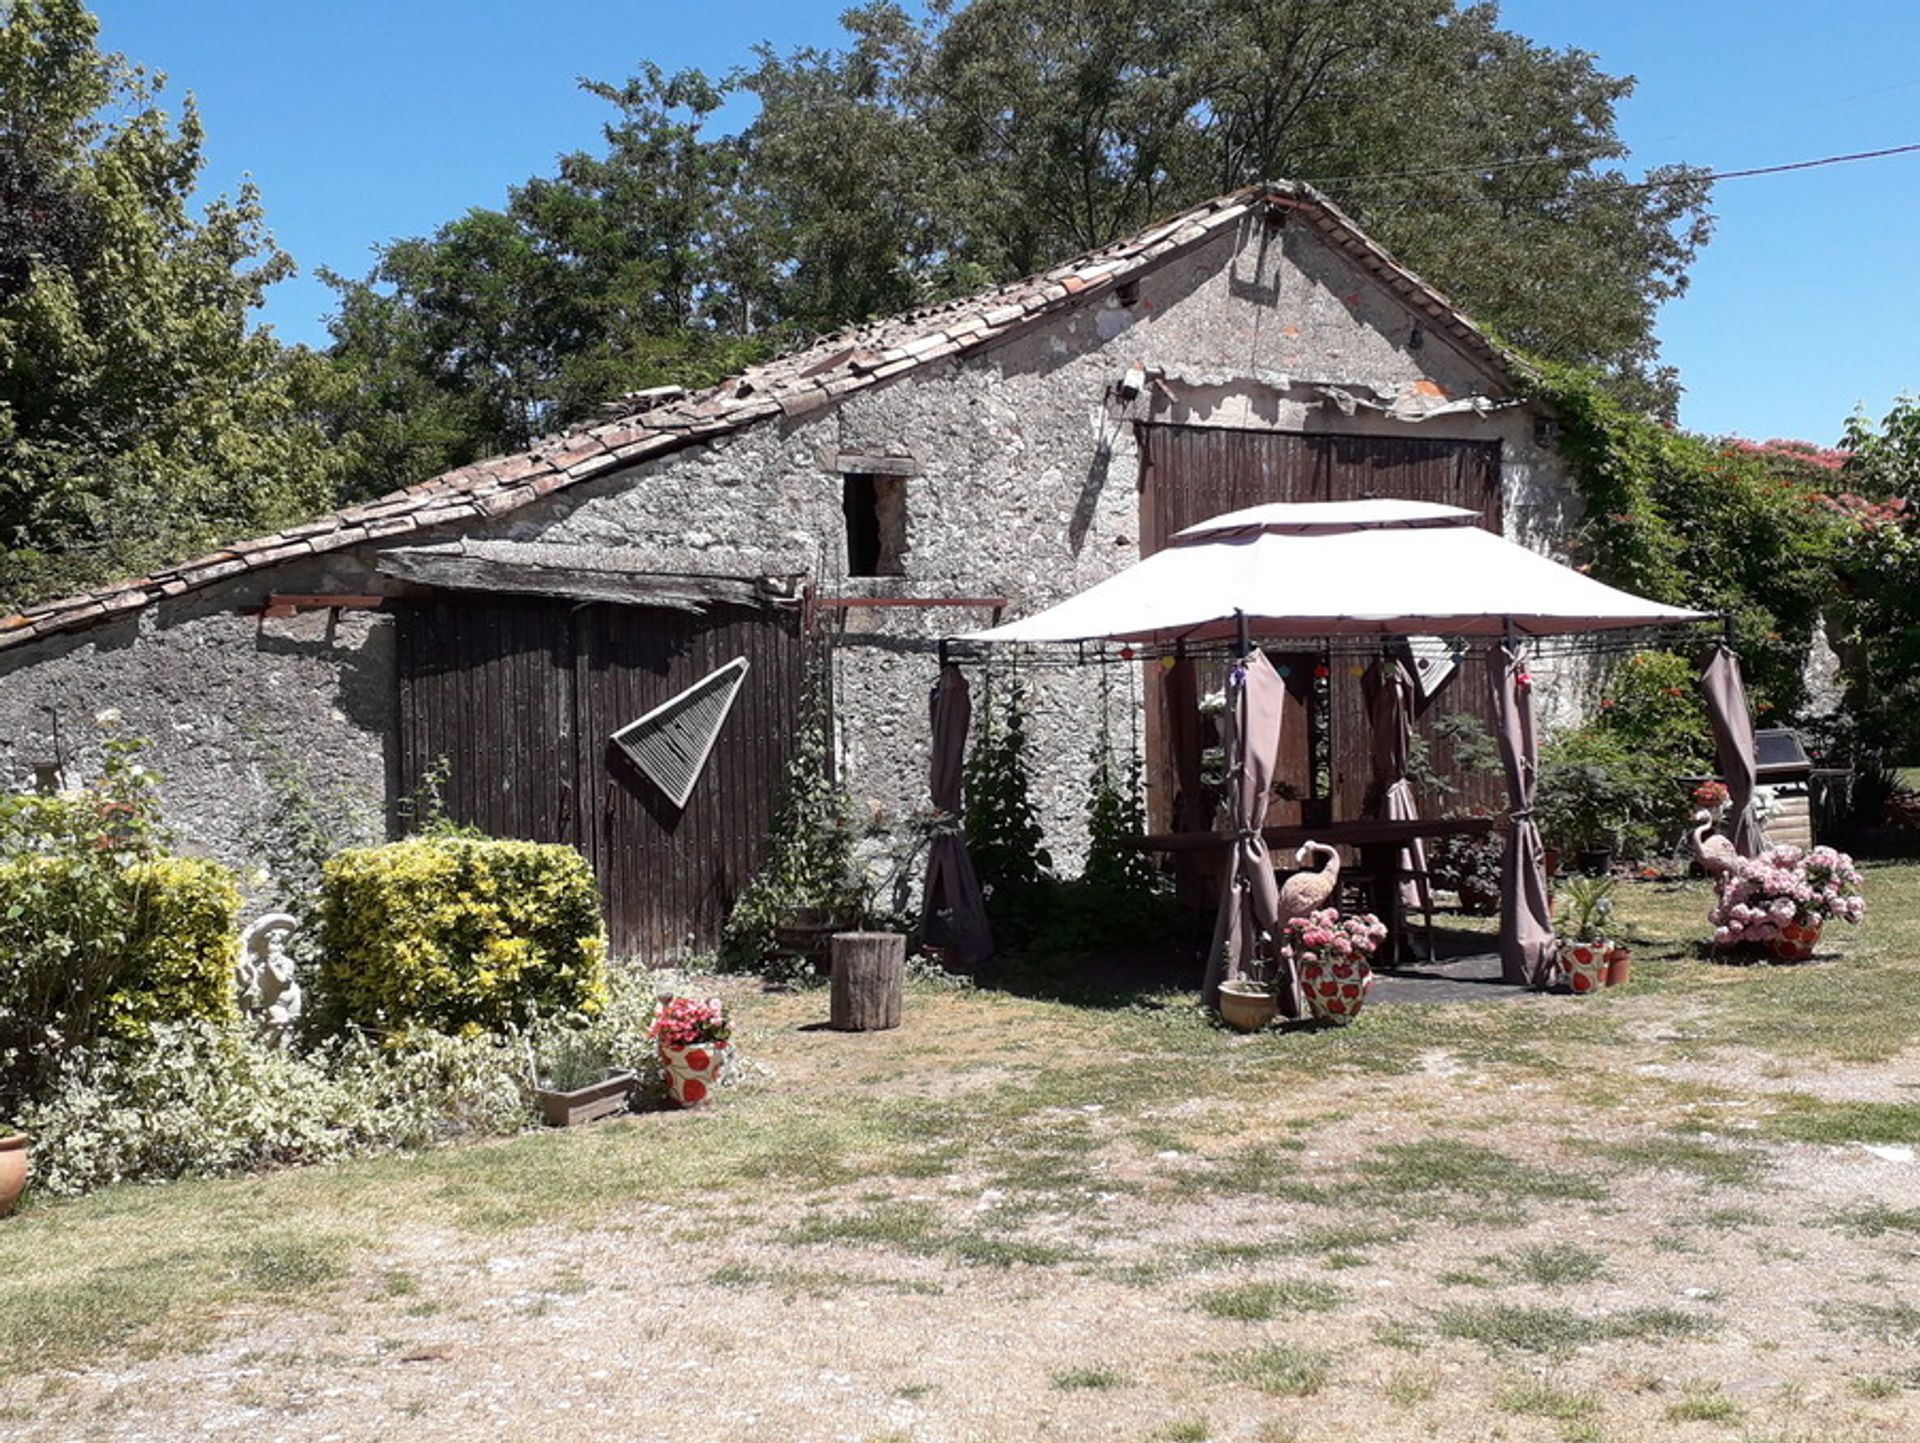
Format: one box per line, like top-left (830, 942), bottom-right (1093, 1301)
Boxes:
top-left (659, 1039), bottom-right (728, 1107)
top-left (0, 1134), bottom-right (26, 1217)
top-left (1217, 980), bottom-right (1279, 1032)
top-left (1559, 941), bottom-right (1608, 994)
top-left (1603, 946), bottom-right (1632, 988)
top-left (1768, 919), bottom-right (1823, 963)
top-left (1299, 955), bottom-right (1373, 1026)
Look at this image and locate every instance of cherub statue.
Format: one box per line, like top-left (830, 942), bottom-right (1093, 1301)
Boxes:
top-left (236, 912), bottom-right (304, 1032)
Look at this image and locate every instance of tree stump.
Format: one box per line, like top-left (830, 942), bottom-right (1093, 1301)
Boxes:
top-left (829, 931), bottom-right (905, 1031)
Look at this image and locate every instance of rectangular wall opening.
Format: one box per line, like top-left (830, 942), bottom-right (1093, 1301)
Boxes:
top-left (842, 473), bottom-right (907, 577)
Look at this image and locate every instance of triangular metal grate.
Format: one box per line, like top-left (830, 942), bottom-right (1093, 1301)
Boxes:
top-left (612, 657), bottom-right (750, 808)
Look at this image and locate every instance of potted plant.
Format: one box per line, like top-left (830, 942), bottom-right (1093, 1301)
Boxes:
top-left (1554, 876), bottom-right (1629, 992)
top-left (1537, 743), bottom-right (1643, 876)
top-left (1280, 908), bottom-right (1388, 1025)
top-left (1708, 842), bottom-right (1865, 962)
top-left (0, 1128), bottom-right (26, 1216)
top-left (1217, 957), bottom-right (1280, 1032)
top-left (1428, 826), bottom-right (1505, 913)
top-left (530, 1031), bottom-right (635, 1127)
top-left (649, 996), bottom-right (732, 1107)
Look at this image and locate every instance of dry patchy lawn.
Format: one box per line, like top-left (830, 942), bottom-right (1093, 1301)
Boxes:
top-left (5, 866), bottom-right (1920, 1442)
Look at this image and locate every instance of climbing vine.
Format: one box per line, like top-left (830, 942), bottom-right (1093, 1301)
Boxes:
top-left (1521, 357), bottom-right (1847, 719)
top-left (963, 666), bottom-right (1052, 897)
top-left (1082, 666), bottom-right (1154, 894)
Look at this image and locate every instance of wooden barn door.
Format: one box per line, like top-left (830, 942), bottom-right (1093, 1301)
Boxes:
top-left (396, 597), bottom-right (803, 956)
top-left (1139, 424), bottom-right (1507, 824)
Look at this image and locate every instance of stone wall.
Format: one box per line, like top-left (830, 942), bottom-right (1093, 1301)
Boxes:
top-left (0, 211), bottom-right (1577, 925)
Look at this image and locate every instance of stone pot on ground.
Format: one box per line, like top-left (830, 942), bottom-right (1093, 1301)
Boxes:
top-left (1216, 979), bottom-right (1279, 1032)
top-left (0, 1133), bottom-right (26, 1216)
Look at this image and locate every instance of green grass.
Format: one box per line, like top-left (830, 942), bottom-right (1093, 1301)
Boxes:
top-left (1663, 1383), bottom-right (1743, 1423)
top-left (1495, 1378), bottom-right (1598, 1420)
top-left (1823, 1204), bottom-right (1920, 1237)
top-left (1051, 1364), bottom-right (1128, 1390)
top-left (1210, 1342), bottom-right (1333, 1397)
top-left (1761, 1096), bottom-right (1920, 1147)
top-left (1436, 1303), bottom-right (1716, 1355)
top-left (1821, 1299), bottom-right (1920, 1343)
top-left (1353, 1138), bottom-right (1608, 1219)
top-left (1587, 1131), bottom-right (1769, 1188)
top-left (1156, 1419), bottom-right (1210, 1442)
top-left (1192, 1279), bottom-right (1344, 1320)
top-left (1493, 1243), bottom-right (1609, 1287)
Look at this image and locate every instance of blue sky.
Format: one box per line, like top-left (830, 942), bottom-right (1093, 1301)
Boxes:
top-left (87, 1), bottom-right (1920, 445)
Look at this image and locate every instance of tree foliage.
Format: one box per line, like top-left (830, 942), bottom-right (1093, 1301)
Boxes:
top-left (320, 0), bottom-right (1715, 498)
top-left (0, 0), bottom-right (348, 609)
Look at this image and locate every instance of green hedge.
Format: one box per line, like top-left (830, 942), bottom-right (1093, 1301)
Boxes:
top-left (318, 837), bottom-right (609, 1034)
top-left (0, 852), bottom-right (240, 1104)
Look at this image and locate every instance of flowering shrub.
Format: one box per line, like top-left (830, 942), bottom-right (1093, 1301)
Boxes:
top-left (1708, 844), bottom-right (1866, 949)
top-left (1691, 779), bottom-right (1730, 811)
top-left (0, 719), bottom-right (240, 1109)
top-left (648, 996), bottom-right (730, 1049)
top-left (1277, 909), bottom-right (1388, 971)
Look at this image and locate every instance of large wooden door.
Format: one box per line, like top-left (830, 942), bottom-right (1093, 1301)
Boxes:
top-left (1139, 424), bottom-right (1507, 823)
top-left (396, 596), bottom-right (803, 957)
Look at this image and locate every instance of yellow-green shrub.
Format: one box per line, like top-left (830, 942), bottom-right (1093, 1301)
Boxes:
top-left (317, 837), bottom-right (608, 1034)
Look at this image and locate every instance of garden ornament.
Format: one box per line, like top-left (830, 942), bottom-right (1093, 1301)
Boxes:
top-left (236, 911), bottom-right (304, 1031)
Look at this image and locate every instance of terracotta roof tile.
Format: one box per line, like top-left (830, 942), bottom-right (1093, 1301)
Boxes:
top-left (0, 181), bottom-right (1516, 655)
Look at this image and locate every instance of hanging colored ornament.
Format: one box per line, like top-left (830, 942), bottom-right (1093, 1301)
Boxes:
top-left (1118, 646), bottom-right (1135, 661)
top-left (1313, 663), bottom-right (1330, 680)
top-left (1158, 654), bottom-right (1177, 671)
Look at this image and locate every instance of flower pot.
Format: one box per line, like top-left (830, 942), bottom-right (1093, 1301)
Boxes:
top-left (1217, 980), bottom-right (1279, 1032)
top-left (534, 1068), bottom-right (636, 1128)
top-left (1575, 848), bottom-right (1613, 878)
top-left (1457, 882), bottom-right (1500, 915)
top-left (1299, 955), bottom-right (1373, 1026)
top-left (1768, 919), bottom-right (1822, 963)
top-left (1603, 945), bottom-right (1632, 988)
top-left (0, 1134), bottom-right (27, 1217)
top-left (1559, 941), bottom-right (1608, 994)
top-left (659, 1039), bottom-right (728, 1107)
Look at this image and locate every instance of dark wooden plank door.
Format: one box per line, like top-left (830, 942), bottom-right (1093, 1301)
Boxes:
top-left (572, 602), bottom-right (804, 957)
top-left (1139, 424), bottom-right (1506, 824)
top-left (396, 597), bottom-right (802, 957)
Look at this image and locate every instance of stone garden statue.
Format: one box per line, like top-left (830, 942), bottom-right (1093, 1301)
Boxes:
top-left (236, 911), bottom-right (304, 1033)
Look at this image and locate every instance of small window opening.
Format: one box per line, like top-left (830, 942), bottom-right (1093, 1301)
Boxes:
top-left (843, 473), bottom-right (907, 577)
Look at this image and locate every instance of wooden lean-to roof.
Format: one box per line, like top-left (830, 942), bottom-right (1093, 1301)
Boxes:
top-left (0, 181), bottom-right (1515, 655)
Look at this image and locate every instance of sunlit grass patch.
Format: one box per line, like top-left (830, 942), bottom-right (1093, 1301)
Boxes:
top-left (1822, 1204), bottom-right (1920, 1237)
top-left (1192, 1279), bottom-right (1343, 1321)
top-left (1761, 1096), bottom-right (1920, 1148)
top-left (1051, 1364), bottom-right (1127, 1390)
top-left (1493, 1243), bottom-right (1610, 1287)
top-left (1585, 1130), bottom-right (1770, 1188)
top-left (1663, 1380), bottom-right (1742, 1422)
top-left (1209, 1341), bottom-right (1332, 1397)
top-left (1437, 1302), bottom-right (1715, 1356)
top-left (1495, 1377), bottom-right (1598, 1419)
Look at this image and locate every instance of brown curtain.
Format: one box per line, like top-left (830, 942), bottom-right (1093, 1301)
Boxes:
top-left (921, 663), bottom-right (994, 973)
top-left (1203, 650), bottom-right (1291, 1009)
top-left (1365, 656), bottom-right (1432, 917)
top-left (1489, 640), bottom-right (1556, 987)
top-left (1701, 644), bottom-right (1764, 857)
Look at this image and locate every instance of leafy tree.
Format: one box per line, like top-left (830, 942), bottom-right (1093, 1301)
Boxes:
top-left (322, 0), bottom-right (1716, 494)
top-left (0, 0), bottom-right (348, 609)
top-left (321, 65), bottom-right (770, 499)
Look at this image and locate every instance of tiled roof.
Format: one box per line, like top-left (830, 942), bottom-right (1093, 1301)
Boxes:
top-left (0, 181), bottom-right (1512, 655)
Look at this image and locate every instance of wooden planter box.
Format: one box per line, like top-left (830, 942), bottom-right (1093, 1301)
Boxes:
top-left (534, 1069), bottom-right (636, 1128)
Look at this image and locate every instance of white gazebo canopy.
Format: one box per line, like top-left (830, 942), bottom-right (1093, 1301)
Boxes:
top-left (963, 500), bottom-right (1710, 645)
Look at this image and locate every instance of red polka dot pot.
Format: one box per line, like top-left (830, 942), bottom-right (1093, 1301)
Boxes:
top-left (659, 1040), bottom-right (727, 1107)
top-left (1559, 941), bottom-right (1609, 994)
top-left (1298, 956), bottom-right (1373, 1026)
top-left (1768, 919), bottom-right (1822, 963)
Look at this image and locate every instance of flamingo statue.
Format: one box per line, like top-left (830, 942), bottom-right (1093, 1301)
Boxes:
top-left (1278, 840), bottom-right (1342, 921)
top-left (1690, 809), bottom-right (1740, 879)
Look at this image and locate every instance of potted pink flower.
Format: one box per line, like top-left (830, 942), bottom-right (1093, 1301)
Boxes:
top-left (649, 996), bottom-right (732, 1106)
top-left (1280, 909), bottom-right (1388, 1025)
top-left (1709, 843), bottom-right (1865, 962)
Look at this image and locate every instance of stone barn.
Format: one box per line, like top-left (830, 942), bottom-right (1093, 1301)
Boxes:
top-left (0, 181), bottom-right (1580, 957)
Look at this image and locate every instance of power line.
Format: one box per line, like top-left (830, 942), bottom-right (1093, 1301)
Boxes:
top-left (1310, 140), bottom-right (1920, 199)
